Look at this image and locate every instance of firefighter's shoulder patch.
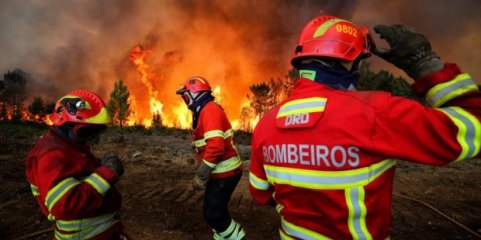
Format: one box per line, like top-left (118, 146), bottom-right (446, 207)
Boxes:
top-left (275, 97), bottom-right (326, 129)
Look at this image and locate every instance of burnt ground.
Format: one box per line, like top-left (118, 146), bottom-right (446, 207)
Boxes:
top-left (1, 123), bottom-right (480, 240)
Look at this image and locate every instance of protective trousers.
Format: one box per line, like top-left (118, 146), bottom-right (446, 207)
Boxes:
top-left (203, 172), bottom-right (246, 240)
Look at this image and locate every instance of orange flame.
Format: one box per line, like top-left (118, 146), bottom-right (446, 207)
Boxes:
top-left (126, 44), bottom-right (263, 131)
top-left (128, 45), bottom-right (171, 127)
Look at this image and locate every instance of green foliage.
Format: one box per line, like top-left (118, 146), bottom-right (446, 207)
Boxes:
top-left (243, 69), bottom-right (298, 132)
top-left (107, 79), bottom-right (131, 128)
top-left (358, 63), bottom-right (418, 101)
top-left (27, 97), bottom-right (45, 121)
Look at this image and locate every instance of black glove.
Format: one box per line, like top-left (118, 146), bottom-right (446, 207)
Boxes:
top-left (192, 161), bottom-right (213, 190)
top-left (101, 153), bottom-right (124, 177)
top-left (372, 24), bottom-right (444, 79)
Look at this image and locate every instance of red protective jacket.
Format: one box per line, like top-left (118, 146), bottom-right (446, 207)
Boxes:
top-left (193, 101), bottom-right (242, 178)
top-left (26, 128), bottom-right (122, 240)
top-left (249, 63), bottom-right (481, 239)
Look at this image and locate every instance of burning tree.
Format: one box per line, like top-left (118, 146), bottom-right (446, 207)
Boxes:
top-left (107, 79), bottom-right (131, 130)
top-left (1, 69), bottom-right (28, 122)
top-left (247, 82), bottom-right (274, 119)
top-left (27, 97), bottom-right (45, 122)
top-left (0, 80), bottom-right (6, 122)
top-left (152, 111), bottom-right (163, 129)
top-left (239, 106), bottom-right (256, 132)
top-left (246, 70), bottom-right (298, 124)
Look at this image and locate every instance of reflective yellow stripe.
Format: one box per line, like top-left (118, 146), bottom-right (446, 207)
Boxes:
top-left (56, 212), bottom-right (117, 231)
top-left (203, 159), bottom-right (217, 168)
top-left (281, 217), bottom-right (332, 240)
top-left (346, 187), bottom-right (372, 240)
top-left (55, 219), bottom-right (118, 240)
top-left (426, 73), bottom-right (478, 107)
top-left (264, 159), bottom-right (396, 190)
top-left (45, 178), bottom-right (81, 211)
top-left (195, 128), bottom-right (235, 148)
top-left (218, 220), bottom-right (236, 237)
top-left (204, 130), bottom-right (224, 139)
top-left (276, 203), bottom-right (284, 213)
top-left (277, 97), bottom-right (327, 118)
top-left (195, 139), bottom-right (206, 147)
top-left (84, 173), bottom-right (110, 195)
top-left (216, 219), bottom-right (245, 240)
top-left (280, 229), bottom-right (296, 240)
top-left (30, 183), bottom-right (40, 196)
top-left (438, 107), bottom-right (481, 162)
top-left (211, 156), bottom-right (242, 174)
top-left (224, 129), bottom-right (235, 138)
top-left (249, 172), bottom-right (270, 190)
top-left (313, 18), bottom-right (349, 38)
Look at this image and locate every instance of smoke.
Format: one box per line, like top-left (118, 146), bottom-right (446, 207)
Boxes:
top-left (0, 0), bottom-right (479, 123)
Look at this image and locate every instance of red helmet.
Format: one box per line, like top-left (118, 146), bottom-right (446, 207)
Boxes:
top-left (176, 76), bottom-right (212, 95)
top-left (176, 76), bottom-right (213, 107)
top-left (50, 89), bottom-right (111, 126)
top-left (291, 15), bottom-right (372, 68)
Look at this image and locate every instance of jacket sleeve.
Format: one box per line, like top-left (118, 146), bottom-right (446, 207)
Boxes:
top-left (372, 63), bottom-right (481, 165)
top-left (199, 105), bottom-right (227, 166)
top-left (249, 125), bottom-right (275, 206)
top-left (35, 150), bottom-right (119, 220)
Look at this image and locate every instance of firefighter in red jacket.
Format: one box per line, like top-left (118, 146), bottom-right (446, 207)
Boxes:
top-left (176, 76), bottom-right (246, 240)
top-left (249, 15), bottom-right (481, 239)
top-left (26, 90), bottom-right (124, 240)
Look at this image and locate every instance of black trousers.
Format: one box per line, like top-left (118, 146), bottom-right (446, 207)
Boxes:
top-left (203, 171), bottom-right (242, 232)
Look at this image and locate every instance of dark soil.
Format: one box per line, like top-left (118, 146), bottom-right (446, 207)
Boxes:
top-left (1, 123), bottom-right (480, 240)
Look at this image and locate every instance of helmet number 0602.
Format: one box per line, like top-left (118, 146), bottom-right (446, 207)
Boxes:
top-left (336, 24), bottom-right (358, 37)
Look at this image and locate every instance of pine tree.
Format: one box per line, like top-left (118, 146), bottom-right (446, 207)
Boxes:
top-left (3, 69), bottom-right (29, 121)
top-left (247, 82), bottom-right (274, 119)
top-left (0, 80), bottom-right (6, 122)
top-left (152, 112), bottom-right (162, 135)
top-left (107, 79), bottom-right (131, 135)
top-left (27, 97), bottom-right (45, 122)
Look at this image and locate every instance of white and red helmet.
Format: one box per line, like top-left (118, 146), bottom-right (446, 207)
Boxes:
top-left (176, 76), bottom-right (212, 106)
top-left (50, 89), bottom-right (111, 126)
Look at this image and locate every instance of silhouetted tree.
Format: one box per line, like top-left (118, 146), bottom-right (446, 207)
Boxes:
top-left (107, 79), bottom-right (131, 129)
top-left (27, 97), bottom-right (45, 122)
top-left (0, 80), bottom-right (6, 121)
top-left (284, 68), bottom-right (298, 96)
top-left (247, 82), bottom-right (275, 119)
top-left (3, 69), bottom-right (29, 121)
top-left (151, 111), bottom-right (163, 135)
top-left (239, 106), bottom-right (256, 132)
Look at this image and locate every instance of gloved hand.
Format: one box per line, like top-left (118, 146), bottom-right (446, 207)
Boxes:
top-left (101, 153), bottom-right (124, 177)
top-left (372, 24), bottom-right (444, 79)
top-left (191, 161), bottom-right (213, 190)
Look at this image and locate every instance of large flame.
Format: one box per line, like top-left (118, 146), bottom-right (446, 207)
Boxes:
top-left (126, 45), bottom-right (260, 130)
top-left (128, 45), bottom-right (174, 127)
